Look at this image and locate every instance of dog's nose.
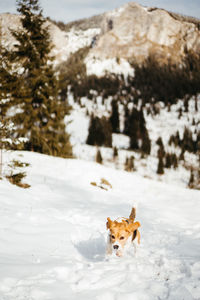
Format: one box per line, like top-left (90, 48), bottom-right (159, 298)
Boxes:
top-left (113, 245), bottom-right (119, 250)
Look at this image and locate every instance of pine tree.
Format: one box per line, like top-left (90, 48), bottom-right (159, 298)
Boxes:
top-left (0, 117), bottom-right (25, 178)
top-left (182, 127), bottom-right (194, 153)
top-left (129, 108), bottom-right (140, 150)
top-left (157, 148), bottom-right (164, 175)
top-left (139, 108), bottom-right (151, 155)
top-left (125, 155), bottom-right (135, 172)
top-left (195, 96), bottom-right (198, 112)
top-left (156, 137), bottom-right (165, 156)
top-left (188, 168), bottom-right (194, 188)
top-left (172, 153), bottom-right (178, 169)
top-left (179, 149), bottom-right (185, 161)
top-left (96, 148), bottom-right (103, 164)
top-left (123, 105), bottom-right (130, 135)
top-left (5, 0), bottom-right (72, 157)
top-left (165, 153), bottom-right (172, 168)
top-left (110, 99), bottom-right (120, 133)
top-left (113, 146), bottom-right (118, 159)
top-left (178, 107), bottom-right (182, 119)
top-left (141, 130), bottom-right (151, 155)
top-left (0, 42), bottom-right (18, 117)
top-left (87, 115), bottom-right (112, 147)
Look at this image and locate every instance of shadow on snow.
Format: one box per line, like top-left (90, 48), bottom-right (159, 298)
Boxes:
top-left (75, 234), bottom-right (106, 262)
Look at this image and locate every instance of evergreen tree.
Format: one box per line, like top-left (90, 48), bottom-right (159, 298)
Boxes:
top-left (129, 108), bottom-right (140, 150)
top-left (5, 0), bottom-right (72, 157)
top-left (165, 153), bottom-right (172, 168)
top-left (188, 169), bottom-right (194, 189)
top-left (125, 155), bottom-right (135, 172)
top-left (179, 149), bottom-right (185, 161)
top-left (156, 137), bottom-right (165, 155)
top-left (113, 146), bottom-right (118, 159)
top-left (123, 105), bottom-right (130, 135)
top-left (140, 131), bottom-right (151, 155)
top-left (110, 99), bottom-right (120, 133)
top-left (0, 117), bottom-right (24, 178)
top-left (195, 96), bottom-right (198, 112)
top-left (0, 42), bottom-right (18, 117)
top-left (96, 148), bottom-right (103, 164)
top-left (178, 107), bottom-right (182, 119)
top-left (172, 153), bottom-right (178, 169)
top-left (182, 127), bottom-right (194, 153)
top-left (87, 115), bottom-right (112, 147)
top-left (157, 148), bottom-right (164, 175)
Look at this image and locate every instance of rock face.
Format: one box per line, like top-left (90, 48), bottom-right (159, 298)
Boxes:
top-left (0, 13), bottom-right (69, 64)
top-left (89, 2), bottom-right (200, 63)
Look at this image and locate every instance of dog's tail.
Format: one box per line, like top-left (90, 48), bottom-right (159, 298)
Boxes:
top-left (129, 207), bottom-right (136, 222)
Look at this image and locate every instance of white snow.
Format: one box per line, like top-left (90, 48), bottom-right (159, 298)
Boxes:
top-left (52, 28), bottom-right (101, 65)
top-left (85, 56), bottom-right (134, 78)
top-left (0, 150), bottom-right (200, 300)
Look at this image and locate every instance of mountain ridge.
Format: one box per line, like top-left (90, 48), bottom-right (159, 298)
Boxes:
top-left (1, 2), bottom-right (200, 67)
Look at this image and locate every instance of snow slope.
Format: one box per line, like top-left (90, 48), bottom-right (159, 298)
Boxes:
top-left (0, 151), bottom-right (200, 300)
top-left (65, 97), bottom-right (200, 189)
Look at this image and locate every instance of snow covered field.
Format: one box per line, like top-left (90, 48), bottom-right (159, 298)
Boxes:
top-left (0, 151), bottom-right (200, 300)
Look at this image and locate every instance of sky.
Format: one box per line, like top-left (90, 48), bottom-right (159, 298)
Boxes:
top-left (1, 0), bottom-right (200, 23)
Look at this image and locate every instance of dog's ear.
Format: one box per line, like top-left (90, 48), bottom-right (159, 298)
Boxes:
top-left (106, 217), bottom-right (112, 229)
top-left (127, 221), bottom-right (141, 232)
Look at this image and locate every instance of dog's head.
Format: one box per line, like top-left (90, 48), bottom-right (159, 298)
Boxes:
top-left (107, 217), bottom-right (140, 256)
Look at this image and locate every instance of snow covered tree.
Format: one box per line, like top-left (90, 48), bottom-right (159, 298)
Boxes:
top-left (5, 0), bottom-right (72, 157)
top-left (0, 118), bottom-right (25, 178)
top-left (0, 39), bottom-right (19, 117)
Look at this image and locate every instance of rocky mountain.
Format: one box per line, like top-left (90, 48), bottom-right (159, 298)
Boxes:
top-left (90, 2), bottom-right (200, 64)
top-left (1, 2), bottom-right (200, 70)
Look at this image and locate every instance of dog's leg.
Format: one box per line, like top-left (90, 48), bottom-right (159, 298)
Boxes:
top-left (137, 230), bottom-right (141, 244)
top-left (106, 235), bottom-right (112, 256)
top-left (133, 230), bottom-right (140, 256)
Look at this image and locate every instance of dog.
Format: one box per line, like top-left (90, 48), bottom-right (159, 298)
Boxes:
top-left (106, 207), bottom-right (141, 257)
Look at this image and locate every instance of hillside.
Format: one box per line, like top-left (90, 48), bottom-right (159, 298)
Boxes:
top-left (0, 151), bottom-right (200, 300)
top-left (0, 2), bottom-right (200, 189)
top-left (65, 96), bottom-right (200, 189)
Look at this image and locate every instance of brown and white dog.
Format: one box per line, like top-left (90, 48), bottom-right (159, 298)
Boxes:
top-left (106, 207), bottom-right (141, 257)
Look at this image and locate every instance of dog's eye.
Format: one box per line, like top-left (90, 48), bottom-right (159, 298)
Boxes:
top-left (111, 235), bottom-right (115, 239)
top-left (120, 236), bottom-right (124, 240)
